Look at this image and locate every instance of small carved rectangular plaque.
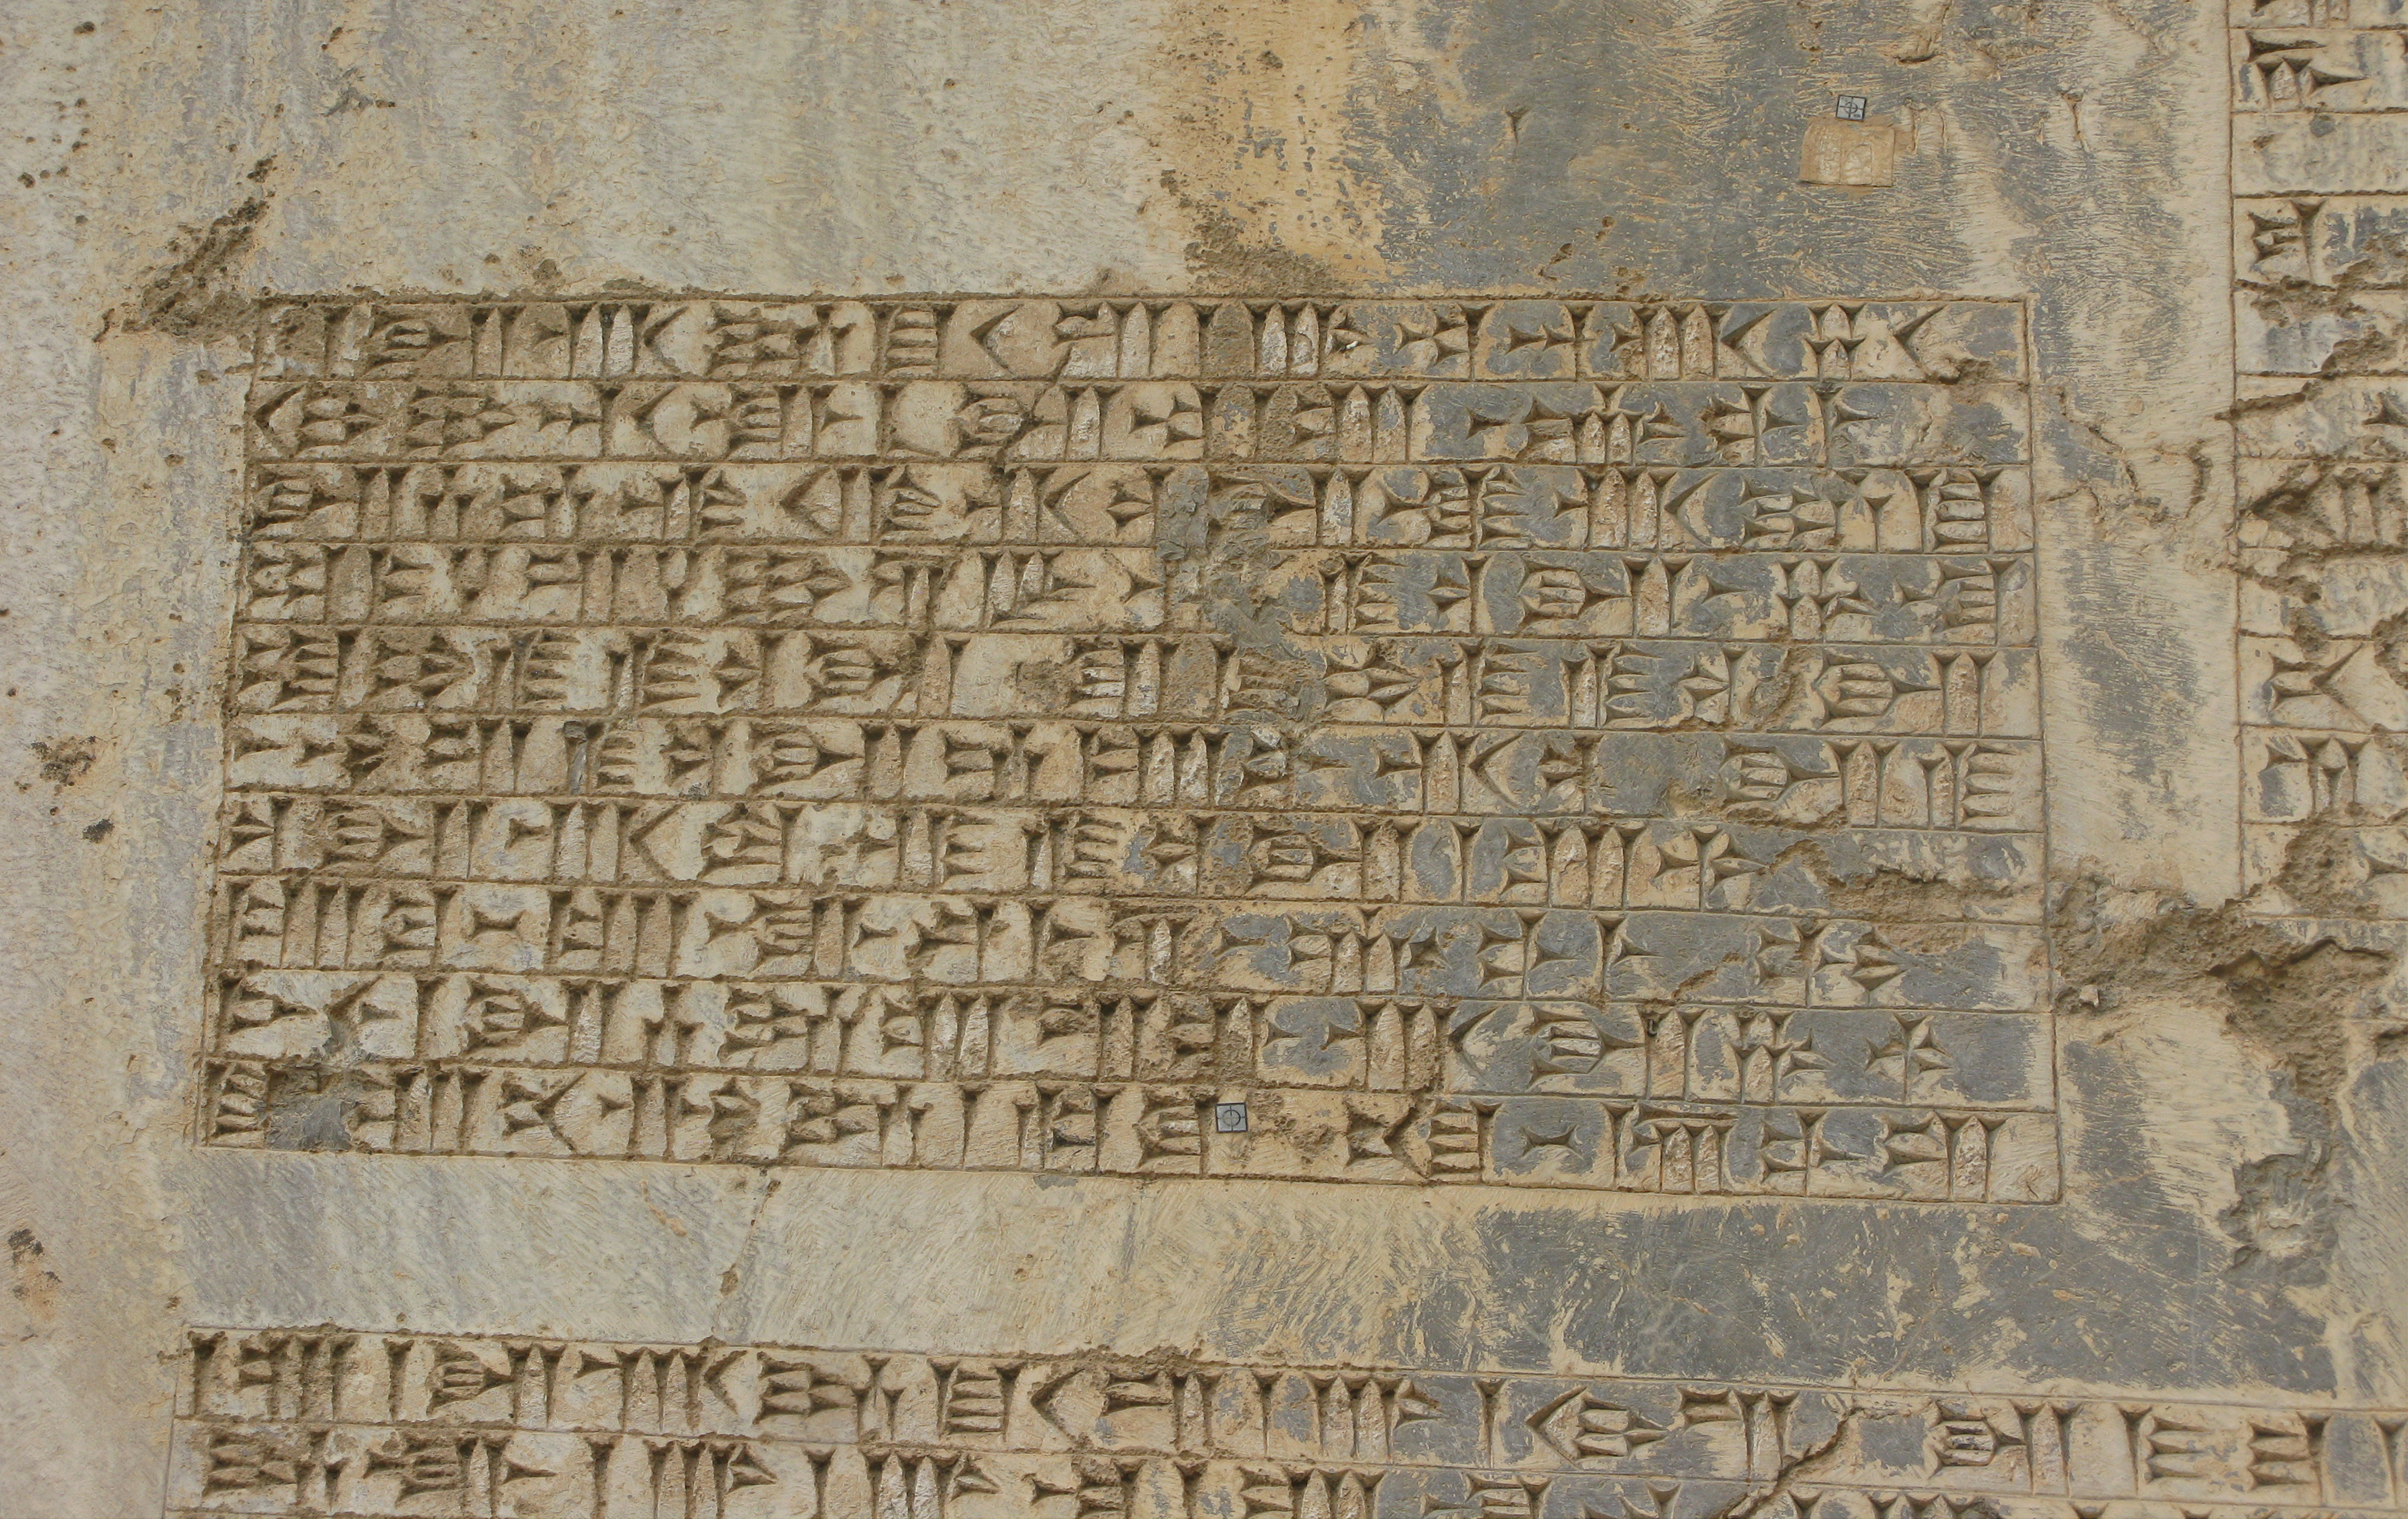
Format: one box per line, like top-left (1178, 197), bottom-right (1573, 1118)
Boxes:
top-left (202, 295), bottom-right (2054, 1202)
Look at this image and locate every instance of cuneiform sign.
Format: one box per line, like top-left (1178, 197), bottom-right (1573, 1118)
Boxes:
top-left (201, 295), bottom-right (2057, 1202)
top-left (169, 1325), bottom-right (2408, 1519)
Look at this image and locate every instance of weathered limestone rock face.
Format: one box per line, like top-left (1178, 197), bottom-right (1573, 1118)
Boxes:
top-left (2, 1), bottom-right (2405, 1515)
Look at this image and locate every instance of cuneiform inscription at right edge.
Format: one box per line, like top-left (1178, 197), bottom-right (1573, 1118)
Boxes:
top-left (203, 292), bottom-right (2055, 1202)
top-left (2234, 1), bottom-right (2408, 955)
top-left (169, 1326), bottom-right (2408, 1519)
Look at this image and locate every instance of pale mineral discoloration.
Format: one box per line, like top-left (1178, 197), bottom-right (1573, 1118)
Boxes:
top-left (1, 0), bottom-right (2405, 1514)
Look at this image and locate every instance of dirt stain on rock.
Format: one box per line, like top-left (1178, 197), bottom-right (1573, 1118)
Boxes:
top-left (1149, 0), bottom-right (1390, 287)
top-left (6, 1228), bottom-right (60, 1321)
top-left (29, 736), bottom-right (95, 787)
top-left (117, 167), bottom-right (274, 343)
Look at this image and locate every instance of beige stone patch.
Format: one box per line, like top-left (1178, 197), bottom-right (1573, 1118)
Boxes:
top-left (1801, 118), bottom-right (1899, 189)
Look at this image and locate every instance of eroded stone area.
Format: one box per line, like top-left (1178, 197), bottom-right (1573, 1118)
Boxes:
top-left (202, 296), bottom-right (2053, 1200)
top-left (170, 1325), bottom-right (2406, 1519)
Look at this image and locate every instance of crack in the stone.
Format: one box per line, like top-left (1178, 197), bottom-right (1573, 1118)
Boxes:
top-left (1700, 1404), bottom-right (1872, 1519)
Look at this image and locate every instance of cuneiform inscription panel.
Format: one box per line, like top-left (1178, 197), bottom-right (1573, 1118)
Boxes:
top-left (168, 1325), bottom-right (2406, 1519)
top-left (202, 294), bottom-right (2056, 1202)
top-left (2230, 0), bottom-right (2408, 976)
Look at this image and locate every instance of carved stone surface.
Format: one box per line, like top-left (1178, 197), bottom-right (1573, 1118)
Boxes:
top-left (167, 1327), bottom-right (2407, 1519)
top-left (4, 2), bottom-right (2407, 1515)
top-left (203, 295), bottom-right (2054, 1200)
